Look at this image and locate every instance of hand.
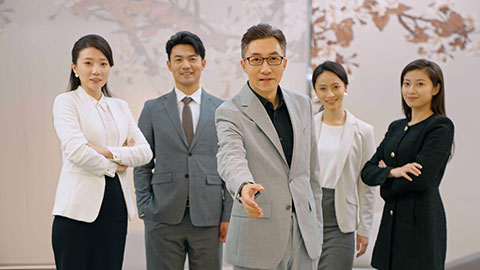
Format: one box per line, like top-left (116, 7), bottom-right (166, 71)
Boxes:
top-left (219, 221), bottom-right (229, 243)
top-left (87, 142), bottom-right (113, 159)
top-left (378, 160), bottom-right (387, 168)
top-left (240, 183), bottom-right (264, 218)
top-left (356, 235), bottom-right (369, 257)
top-left (116, 164), bottom-right (127, 173)
top-left (123, 138), bottom-right (135, 147)
top-left (389, 162), bottom-right (423, 181)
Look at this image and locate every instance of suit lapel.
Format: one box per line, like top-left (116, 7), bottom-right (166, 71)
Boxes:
top-left (282, 89), bottom-right (299, 170)
top-left (334, 111), bottom-right (355, 183)
top-left (163, 89), bottom-right (189, 147)
top-left (239, 84), bottom-right (288, 166)
top-left (190, 89), bottom-right (213, 149)
top-left (105, 98), bottom-right (124, 146)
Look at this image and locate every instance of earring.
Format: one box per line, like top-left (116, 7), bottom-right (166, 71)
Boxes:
top-left (344, 91), bottom-right (348, 96)
top-left (75, 73), bottom-right (79, 78)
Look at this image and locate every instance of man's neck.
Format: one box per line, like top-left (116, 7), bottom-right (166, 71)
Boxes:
top-left (176, 83), bottom-right (199, 96)
top-left (251, 86), bottom-right (280, 109)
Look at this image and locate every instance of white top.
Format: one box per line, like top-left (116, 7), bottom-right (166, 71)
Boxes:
top-left (318, 123), bottom-right (344, 189)
top-left (81, 87), bottom-right (120, 177)
top-left (175, 87), bottom-right (202, 133)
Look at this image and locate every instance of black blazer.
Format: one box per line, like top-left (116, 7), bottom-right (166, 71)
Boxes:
top-left (361, 114), bottom-right (454, 270)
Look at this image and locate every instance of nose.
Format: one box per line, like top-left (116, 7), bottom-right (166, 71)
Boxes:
top-left (326, 88), bottom-right (335, 97)
top-left (92, 64), bottom-right (101, 75)
top-left (260, 60), bottom-right (272, 74)
top-left (181, 59), bottom-right (192, 69)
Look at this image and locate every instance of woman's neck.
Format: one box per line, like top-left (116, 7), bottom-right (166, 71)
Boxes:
top-left (322, 107), bottom-right (346, 126)
top-left (410, 107), bottom-right (434, 125)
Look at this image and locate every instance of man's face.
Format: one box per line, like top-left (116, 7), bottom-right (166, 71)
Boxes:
top-left (167, 44), bottom-right (206, 93)
top-left (241, 37), bottom-right (287, 97)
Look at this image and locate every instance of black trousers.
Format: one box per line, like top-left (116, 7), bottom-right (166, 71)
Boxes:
top-left (52, 175), bottom-right (127, 270)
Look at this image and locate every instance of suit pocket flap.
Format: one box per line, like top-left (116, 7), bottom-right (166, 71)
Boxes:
top-left (232, 203), bottom-right (271, 219)
top-left (206, 175), bottom-right (222, 185)
top-left (151, 173), bottom-right (172, 184)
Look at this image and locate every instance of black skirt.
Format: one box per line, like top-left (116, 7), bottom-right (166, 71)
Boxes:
top-left (52, 175), bottom-right (127, 270)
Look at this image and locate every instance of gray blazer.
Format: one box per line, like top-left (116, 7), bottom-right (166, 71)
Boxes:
top-left (134, 89), bottom-right (232, 226)
top-left (215, 84), bottom-right (323, 269)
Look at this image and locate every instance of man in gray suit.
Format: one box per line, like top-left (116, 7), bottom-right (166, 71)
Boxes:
top-left (215, 24), bottom-right (323, 270)
top-left (134, 31), bottom-right (232, 270)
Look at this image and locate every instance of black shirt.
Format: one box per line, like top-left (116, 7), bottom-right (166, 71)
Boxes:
top-left (249, 82), bottom-right (294, 167)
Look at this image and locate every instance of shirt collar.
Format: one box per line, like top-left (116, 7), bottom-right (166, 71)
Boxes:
top-left (78, 86), bottom-right (108, 111)
top-left (175, 86), bottom-right (202, 105)
top-left (248, 81), bottom-right (284, 110)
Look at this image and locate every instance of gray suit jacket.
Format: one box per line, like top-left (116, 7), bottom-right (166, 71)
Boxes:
top-left (215, 84), bottom-right (323, 269)
top-left (134, 89), bottom-right (232, 226)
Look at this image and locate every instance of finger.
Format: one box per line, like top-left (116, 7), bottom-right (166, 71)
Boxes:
top-left (128, 138), bottom-right (136, 146)
top-left (357, 243), bottom-right (367, 257)
top-left (356, 238), bottom-right (360, 251)
top-left (412, 162), bottom-right (423, 169)
top-left (402, 172), bottom-right (413, 181)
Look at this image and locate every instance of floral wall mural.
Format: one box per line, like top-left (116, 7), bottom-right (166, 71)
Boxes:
top-left (312, 0), bottom-right (480, 74)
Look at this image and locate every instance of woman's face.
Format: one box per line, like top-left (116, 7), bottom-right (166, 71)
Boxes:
top-left (72, 47), bottom-right (110, 94)
top-left (402, 69), bottom-right (439, 112)
top-left (314, 70), bottom-right (347, 111)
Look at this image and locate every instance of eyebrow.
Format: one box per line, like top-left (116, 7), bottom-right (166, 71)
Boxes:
top-left (173, 54), bottom-right (198, 58)
top-left (404, 78), bottom-right (427, 81)
top-left (82, 57), bottom-right (108, 61)
top-left (248, 51), bottom-right (282, 56)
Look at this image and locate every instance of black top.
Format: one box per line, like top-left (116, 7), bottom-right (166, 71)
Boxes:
top-left (249, 83), bottom-right (294, 167)
top-left (361, 114), bottom-right (454, 270)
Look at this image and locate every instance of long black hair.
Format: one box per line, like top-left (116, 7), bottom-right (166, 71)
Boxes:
top-left (400, 59), bottom-right (446, 118)
top-left (68, 34), bottom-right (114, 97)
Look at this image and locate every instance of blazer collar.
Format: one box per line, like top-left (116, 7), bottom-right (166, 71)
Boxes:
top-left (239, 83), bottom-right (288, 167)
top-left (316, 110), bottom-right (357, 183)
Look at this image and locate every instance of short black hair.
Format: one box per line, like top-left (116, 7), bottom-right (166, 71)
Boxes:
top-left (312, 61), bottom-right (348, 88)
top-left (241, 23), bottom-right (286, 58)
top-left (165, 31), bottom-right (206, 60)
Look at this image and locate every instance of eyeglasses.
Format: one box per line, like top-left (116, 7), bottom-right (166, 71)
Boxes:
top-left (244, 56), bottom-right (284, 66)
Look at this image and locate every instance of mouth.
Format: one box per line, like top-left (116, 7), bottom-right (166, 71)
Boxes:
top-left (259, 78), bottom-right (274, 82)
top-left (407, 97), bottom-right (418, 101)
top-left (90, 78), bottom-right (102, 83)
top-left (325, 99), bottom-right (337, 105)
top-left (181, 72), bottom-right (193, 77)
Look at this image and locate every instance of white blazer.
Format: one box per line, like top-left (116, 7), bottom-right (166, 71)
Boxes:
top-left (52, 87), bottom-right (153, 222)
top-left (315, 110), bottom-right (376, 237)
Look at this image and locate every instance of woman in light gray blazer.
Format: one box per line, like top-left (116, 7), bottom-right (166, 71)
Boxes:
top-left (312, 61), bottom-right (376, 269)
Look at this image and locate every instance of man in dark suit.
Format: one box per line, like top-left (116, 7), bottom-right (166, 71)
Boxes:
top-left (134, 31), bottom-right (232, 270)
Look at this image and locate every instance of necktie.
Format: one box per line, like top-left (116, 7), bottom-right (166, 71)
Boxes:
top-left (182, 97), bottom-right (194, 145)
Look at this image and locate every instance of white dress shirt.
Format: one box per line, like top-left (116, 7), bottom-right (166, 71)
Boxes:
top-left (175, 87), bottom-right (202, 133)
top-left (318, 123), bottom-right (344, 189)
top-left (82, 88), bottom-right (120, 177)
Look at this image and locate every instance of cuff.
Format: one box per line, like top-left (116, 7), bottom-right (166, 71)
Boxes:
top-left (106, 147), bottom-right (122, 163)
top-left (235, 181), bottom-right (254, 204)
top-left (105, 161), bottom-right (117, 177)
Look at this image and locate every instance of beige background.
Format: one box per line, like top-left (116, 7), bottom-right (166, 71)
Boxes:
top-left (0, 0), bottom-right (479, 266)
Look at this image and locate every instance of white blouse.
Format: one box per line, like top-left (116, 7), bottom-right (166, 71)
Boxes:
top-left (318, 123), bottom-right (344, 189)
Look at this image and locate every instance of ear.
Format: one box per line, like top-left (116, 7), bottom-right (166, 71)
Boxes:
top-left (282, 58), bottom-right (287, 69)
top-left (344, 85), bottom-right (348, 94)
top-left (71, 62), bottom-right (77, 75)
top-left (201, 58), bottom-right (206, 70)
top-left (240, 59), bottom-right (247, 74)
top-left (167, 60), bottom-right (172, 72)
top-left (433, 83), bottom-right (440, 96)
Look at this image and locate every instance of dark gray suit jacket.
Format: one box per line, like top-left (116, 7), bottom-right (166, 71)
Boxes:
top-left (134, 89), bottom-right (232, 226)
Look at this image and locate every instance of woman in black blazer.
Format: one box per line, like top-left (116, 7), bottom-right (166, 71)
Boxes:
top-left (361, 59), bottom-right (454, 270)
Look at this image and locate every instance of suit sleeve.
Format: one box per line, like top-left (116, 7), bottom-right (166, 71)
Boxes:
top-left (215, 104), bottom-right (255, 200)
top-left (221, 180), bottom-right (233, 222)
top-left (133, 101), bottom-right (155, 217)
top-left (389, 117), bottom-right (454, 194)
top-left (308, 99), bottom-right (323, 242)
top-left (357, 124), bottom-right (376, 238)
top-left (53, 94), bottom-right (118, 177)
top-left (106, 100), bottom-right (153, 167)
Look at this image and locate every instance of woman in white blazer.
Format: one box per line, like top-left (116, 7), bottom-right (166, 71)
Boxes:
top-left (51, 34), bottom-right (152, 270)
top-left (312, 61), bottom-right (376, 269)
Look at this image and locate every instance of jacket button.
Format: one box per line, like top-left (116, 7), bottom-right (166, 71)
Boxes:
top-left (390, 210), bottom-right (393, 216)
top-left (185, 174), bottom-right (189, 178)
top-left (390, 152), bottom-right (395, 158)
top-left (286, 205), bottom-right (292, 210)
top-left (188, 152), bottom-right (192, 157)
